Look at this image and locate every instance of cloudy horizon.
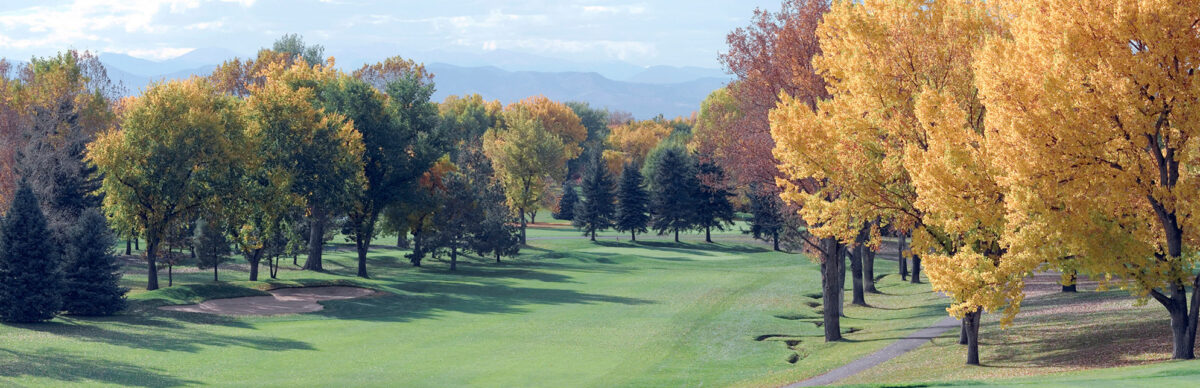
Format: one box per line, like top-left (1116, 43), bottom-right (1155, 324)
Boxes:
top-left (0, 0), bottom-right (777, 70)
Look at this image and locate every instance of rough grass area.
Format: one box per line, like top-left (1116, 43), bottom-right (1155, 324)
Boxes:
top-left (839, 272), bottom-right (1199, 387)
top-left (0, 221), bottom-right (951, 387)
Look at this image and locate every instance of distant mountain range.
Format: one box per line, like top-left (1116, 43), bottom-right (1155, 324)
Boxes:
top-left (94, 49), bottom-right (730, 119)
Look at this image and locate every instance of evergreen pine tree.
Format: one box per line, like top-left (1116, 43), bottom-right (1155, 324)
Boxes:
top-left (193, 217), bottom-right (231, 282)
top-left (615, 163), bottom-right (650, 241)
top-left (693, 159), bottom-right (735, 243)
top-left (649, 147), bottom-right (699, 242)
top-left (62, 208), bottom-right (128, 315)
top-left (573, 154), bottom-right (616, 241)
top-left (0, 182), bottom-right (64, 322)
top-left (472, 181), bottom-right (522, 263)
top-left (746, 185), bottom-right (785, 251)
top-left (427, 173), bottom-right (481, 271)
top-left (553, 184), bottom-right (578, 221)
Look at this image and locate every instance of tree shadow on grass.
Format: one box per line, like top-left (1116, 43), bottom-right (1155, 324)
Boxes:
top-left (10, 315), bottom-right (314, 353)
top-left (0, 348), bottom-right (199, 387)
top-left (316, 279), bottom-right (654, 322)
top-left (986, 309), bottom-right (1172, 369)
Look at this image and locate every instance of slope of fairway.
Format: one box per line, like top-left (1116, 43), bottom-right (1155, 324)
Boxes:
top-left (0, 226), bottom-right (948, 387)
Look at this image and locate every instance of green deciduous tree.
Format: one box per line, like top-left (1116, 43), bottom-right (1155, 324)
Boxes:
top-left (483, 111), bottom-right (568, 244)
top-left (333, 57), bottom-right (445, 278)
top-left (89, 78), bottom-right (246, 290)
top-left (245, 62), bottom-right (365, 272)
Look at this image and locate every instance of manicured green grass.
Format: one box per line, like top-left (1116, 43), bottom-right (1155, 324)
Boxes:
top-left (1, 221), bottom-right (950, 387)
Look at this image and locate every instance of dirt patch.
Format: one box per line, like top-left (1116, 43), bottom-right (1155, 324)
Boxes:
top-left (159, 286), bottom-right (378, 316)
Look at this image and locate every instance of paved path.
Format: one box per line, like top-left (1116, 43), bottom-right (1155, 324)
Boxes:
top-left (784, 316), bottom-right (960, 387)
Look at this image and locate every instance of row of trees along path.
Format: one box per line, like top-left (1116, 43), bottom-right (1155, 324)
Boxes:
top-left (712, 0), bottom-right (1200, 368)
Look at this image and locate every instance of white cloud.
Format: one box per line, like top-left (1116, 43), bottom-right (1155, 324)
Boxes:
top-left (468, 38), bottom-right (655, 61)
top-left (581, 4), bottom-right (647, 15)
top-left (113, 47), bottom-right (196, 60)
top-left (0, 0), bottom-right (255, 51)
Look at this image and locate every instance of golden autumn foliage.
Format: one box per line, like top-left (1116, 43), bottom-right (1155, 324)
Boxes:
top-left (771, 0), bottom-right (1018, 363)
top-left (977, 0), bottom-right (1200, 359)
top-left (603, 119), bottom-right (672, 173)
top-left (507, 95), bottom-right (587, 159)
top-left (88, 78), bottom-right (248, 290)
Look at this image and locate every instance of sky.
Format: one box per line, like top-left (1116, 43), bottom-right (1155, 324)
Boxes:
top-left (0, 0), bottom-right (777, 70)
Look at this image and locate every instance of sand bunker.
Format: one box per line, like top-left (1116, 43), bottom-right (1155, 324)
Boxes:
top-left (159, 286), bottom-right (378, 316)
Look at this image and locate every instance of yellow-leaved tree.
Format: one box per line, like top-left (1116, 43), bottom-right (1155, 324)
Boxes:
top-left (603, 120), bottom-right (673, 174)
top-left (771, 0), bottom-right (1025, 364)
top-left (977, 0), bottom-right (1200, 360)
top-left (88, 78), bottom-right (247, 290)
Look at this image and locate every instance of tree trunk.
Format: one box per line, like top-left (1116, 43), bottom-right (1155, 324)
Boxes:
top-left (911, 255), bottom-right (922, 284)
top-left (397, 232), bottom-right (410, 248)
top-left (519, 207), bottom-right (527, 244)
top-left (772, 233), bottom-right (779, 251)
top-left (356, 236), bottom-right (370, 279)
top-left (496, 251), bottom-right (501, 263)
top-left (450, 247), bottom-right (458, 271)
top-left (965, 310), bottom-right (981, 365)
top-left (899, 235), bottom-right (908, 281)
top-left (864, 247), bottom-right (878, 293)
top-left (631, 231), bottom-right (636, 241)
top-left (959, 320), bottom-right (969, 345)
top-left (126, 239), bottom-right (132, 255)
top-left (591, 229), bottom-right (596, 241)
top-left (355, 213), bottom-right (377, 279)
top-left (820, 237), bottom-right (842, 342)
top-left (528, 210), bottom-right (537, 225)
top-left (837, 244), bottom-right (846, 316)
top-left (1062, 270), bottom-right (1077, 293)
top-left (674, 229), bottom-right (680, 243)
top-left (213, 265), bottom-right (219, 282)
top-left (135, 238), bottom-right (140, 250)
top-left (145, 237), bottom-right (160, 291)
top-left (705, 226), bottom-right (712, 243)
top-left (303, 208), bottom-right (326, 271)
top-left (168, 263), bottom-right (173, 287)
top-left (850, 244), bottom-right (867, 306)
top-left (248, 250), bottom-right (261, 281)
top-left (1157, 283), bottom-right (1196, 360)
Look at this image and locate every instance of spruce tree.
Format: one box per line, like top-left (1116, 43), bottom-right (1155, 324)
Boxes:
top-left (62, 209), bottom-right (128, 316)
top-left (553, 184), bottom-right (579, 221)
top-left (0, 182), bottom-right (64, 322)
top-left (427, 173), bottom-right (481, 271)
top-left (472, 181), bottom-right (522, 263)
top-left (193, 217), bottom-right (231, 282)
top-left (649, 147), bottom-right (699, 242)
top-left (747, 186), bottom-right (785, 251)
top-left (573, 154), bottom-right (616, 241)
top-left (693, 159), bottom-right (735, 243)
top-left (615, 163), bottom-right (650, 241)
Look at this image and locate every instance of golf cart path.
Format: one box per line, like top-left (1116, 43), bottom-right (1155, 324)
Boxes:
top-left (783, 316), bottom-right (960, 387)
